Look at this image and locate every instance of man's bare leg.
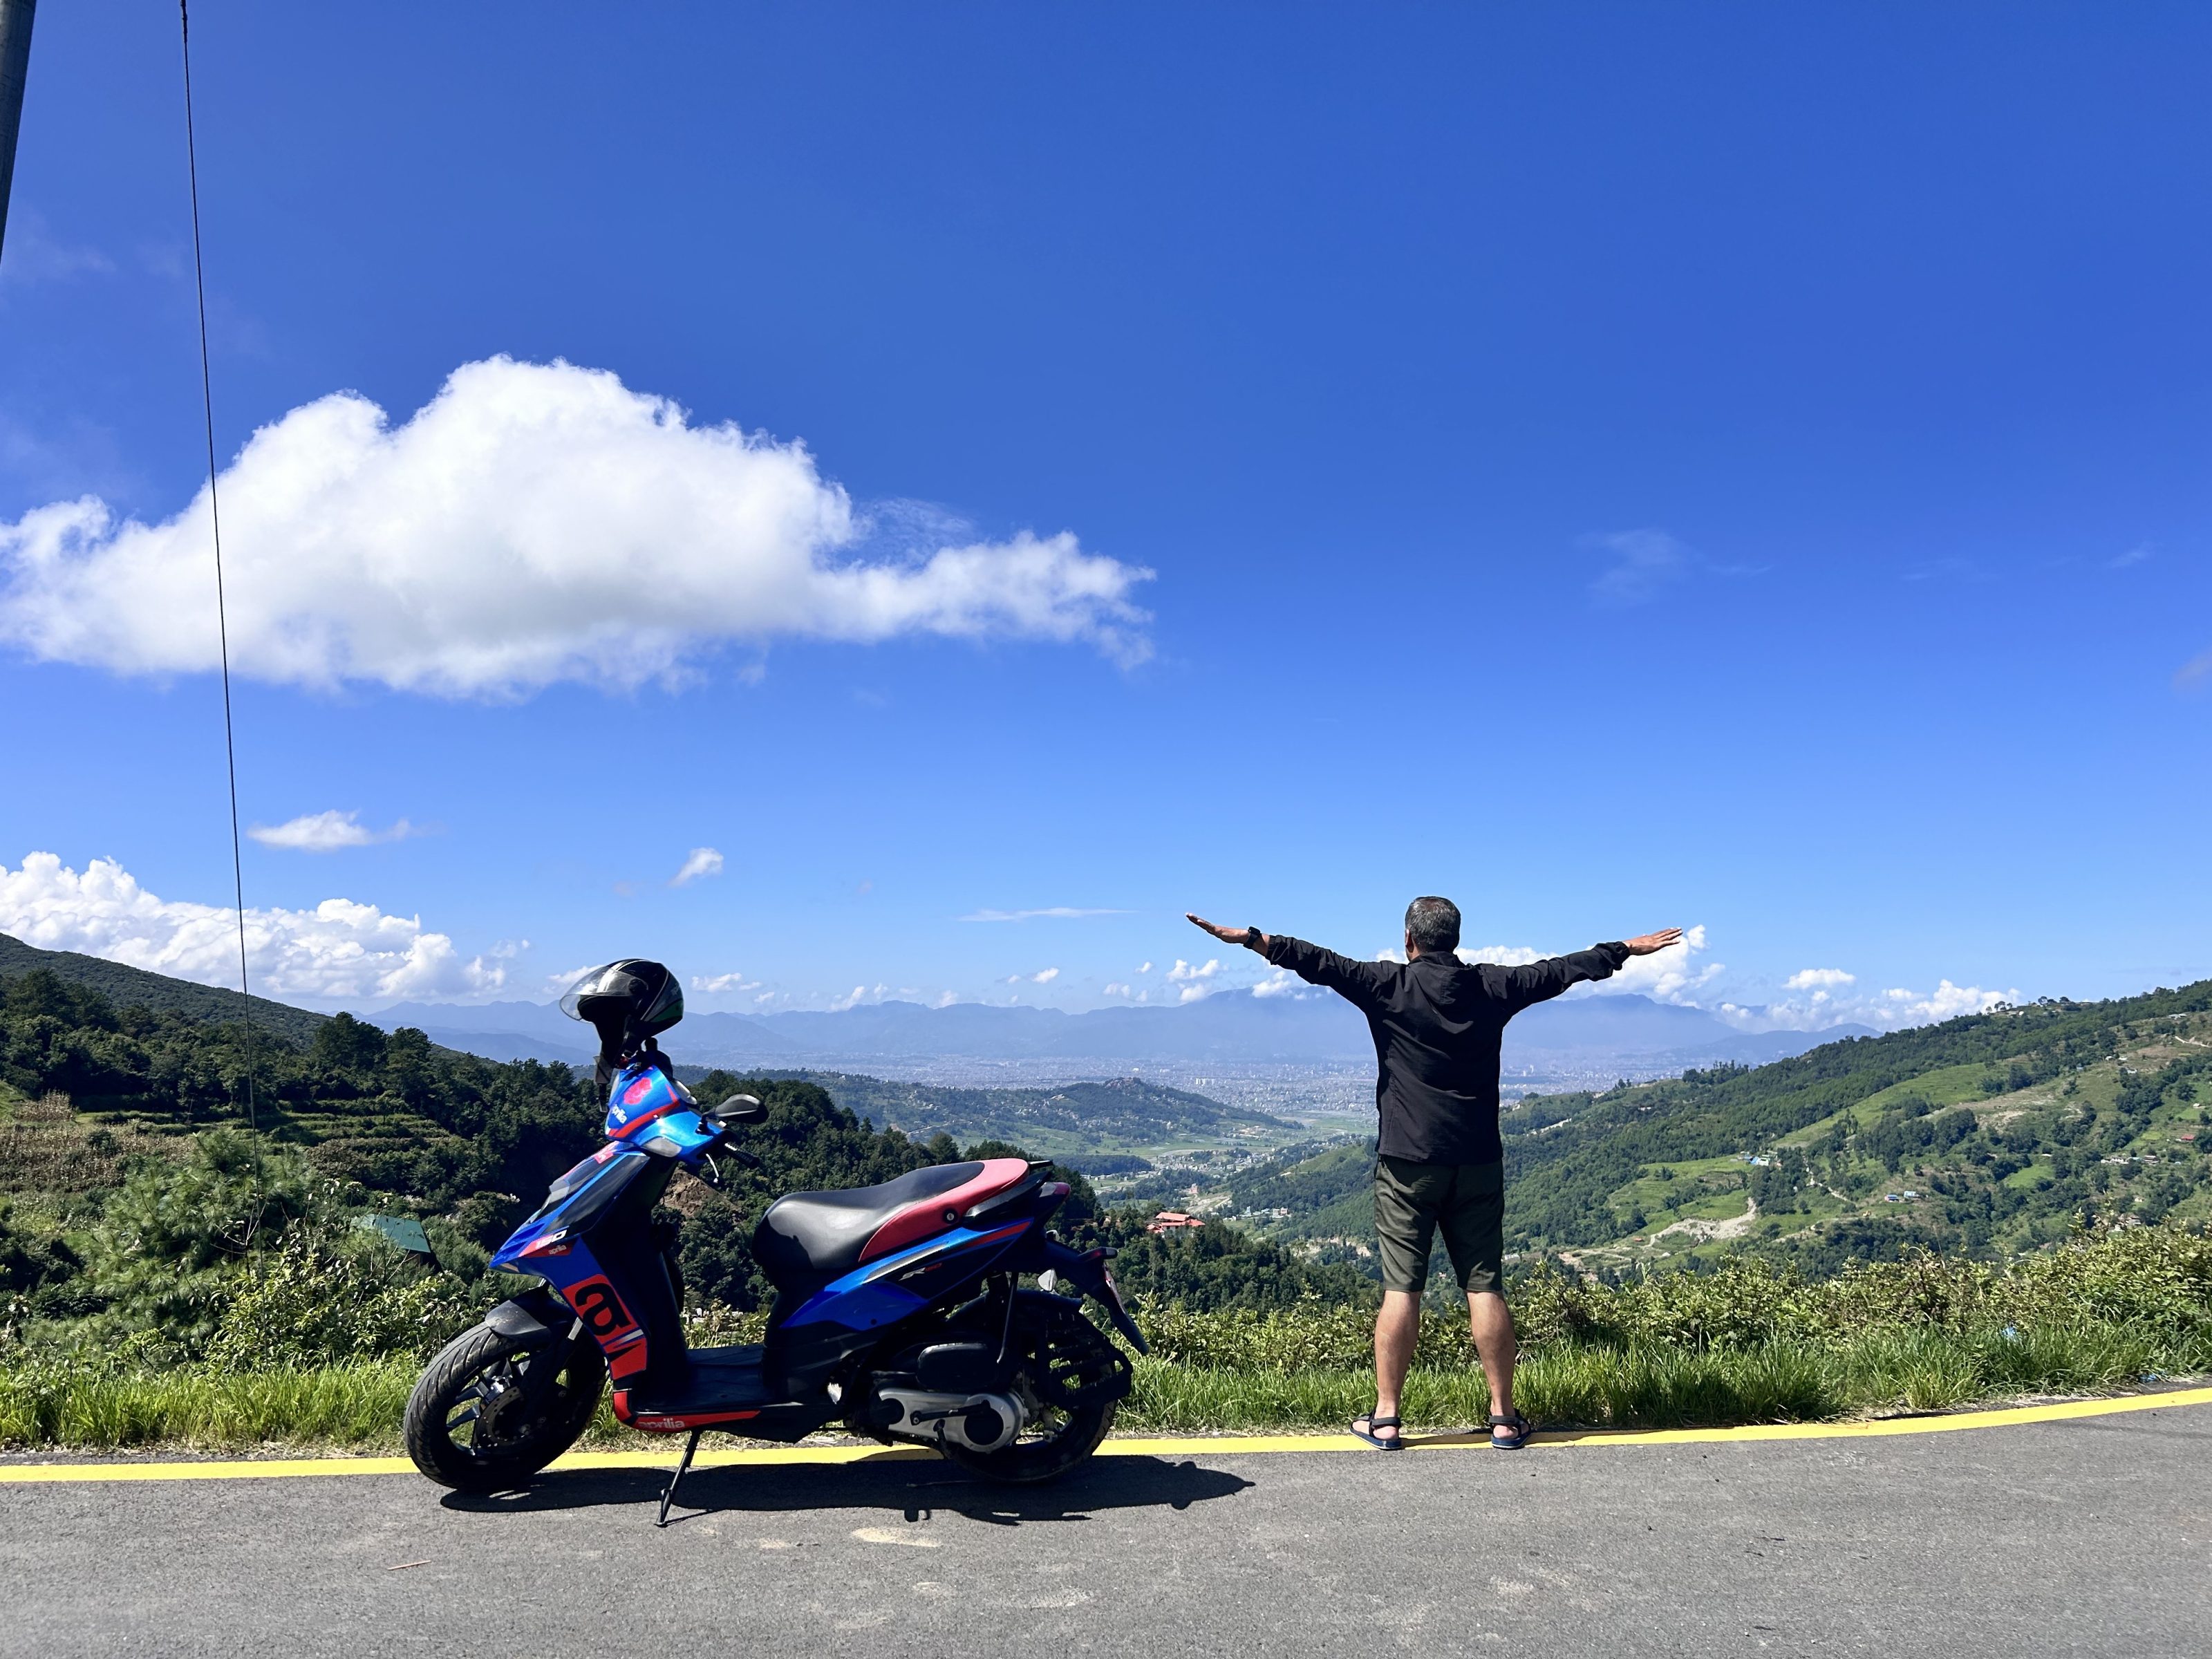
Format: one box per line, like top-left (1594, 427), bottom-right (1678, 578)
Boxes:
top-left (1468, 1289), bottom-right (1515, 1423)
top-left (1369, 1289), bottom-right (1421, 1444)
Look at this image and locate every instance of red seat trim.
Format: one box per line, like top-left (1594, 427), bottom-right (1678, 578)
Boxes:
top-left (859, 1157), bottom-right (1033, 1262)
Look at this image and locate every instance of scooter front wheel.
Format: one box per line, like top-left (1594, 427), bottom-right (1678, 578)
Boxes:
top-left (404, 1323), bottom-right (606, 1494)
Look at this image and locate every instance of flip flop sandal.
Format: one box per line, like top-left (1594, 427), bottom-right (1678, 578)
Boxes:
top-left (1488, 1410), bottom-right (1535, 1450)
top-left (1351, 1413), bottom-right (1405, 1451)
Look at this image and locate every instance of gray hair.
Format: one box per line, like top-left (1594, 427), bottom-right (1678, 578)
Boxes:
top-left (1405, 895), bottom-right (1461, 955)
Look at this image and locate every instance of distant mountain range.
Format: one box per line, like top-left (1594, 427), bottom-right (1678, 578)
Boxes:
top-left (371, 987), bottom-right (1868, 1072)
top-left (0, 930), bottom-right (1868, 1077)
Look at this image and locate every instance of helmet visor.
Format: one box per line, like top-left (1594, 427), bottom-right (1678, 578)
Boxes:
top-left (559, 962), bottom-right (628, 1022)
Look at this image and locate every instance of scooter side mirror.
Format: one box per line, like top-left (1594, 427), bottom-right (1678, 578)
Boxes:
top-left (711, 1094), bottom-right (767, 1125)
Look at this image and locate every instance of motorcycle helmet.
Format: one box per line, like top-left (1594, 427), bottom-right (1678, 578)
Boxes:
top-left (560, 959), bottom-right (684, 1049)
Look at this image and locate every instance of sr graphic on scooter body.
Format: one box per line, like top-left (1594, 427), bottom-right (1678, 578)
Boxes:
top-left (404, 959), bottom-right (1144, 1508)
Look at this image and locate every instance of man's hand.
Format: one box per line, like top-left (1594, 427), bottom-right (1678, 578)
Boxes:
top-left (1187, 913), bottom-right (1269, 952)
top-left (1623, 928), bottom-right (1684, 956)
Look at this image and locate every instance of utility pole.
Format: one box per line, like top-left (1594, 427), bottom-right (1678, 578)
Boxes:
top-left (0, 0), bottom-right (33, 268)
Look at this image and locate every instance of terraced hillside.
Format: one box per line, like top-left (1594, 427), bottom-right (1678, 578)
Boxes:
top-left (0, 962), bottom-right (597, 1221)
top-left (1211, 980), bottom-right (2212, 1282)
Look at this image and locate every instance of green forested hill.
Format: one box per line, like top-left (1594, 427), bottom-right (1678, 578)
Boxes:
top-left (1214, 980), bottom-right (2212, 1282)
top-left (0, 933), bottom-right (327, 1048)
top-left (1501, 981), bottom-right (2212, 1273)
top-left (0, 964), bottom-right (608, 1215)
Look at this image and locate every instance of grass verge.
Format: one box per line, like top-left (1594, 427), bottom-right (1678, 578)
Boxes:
top-left (5, 1321), bottom-right (2204, 1453)
top-left (1125, 1321), bottom-right (2208, 1432)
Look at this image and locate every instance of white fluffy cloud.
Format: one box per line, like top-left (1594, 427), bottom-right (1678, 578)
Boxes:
top-left (1, 851), bottom-right (506, 1000)
top-left (1159, 959), bottom-right (1230, 1000)
top-left (671, 847), bottom-right (724, 888)
top-left (1607, 924), bottom-right (1721, 1002)
top-left (1168, 958), bottom-right (1222, 999)
top-left (0, 357), bottom-right (1152, 699)
top-left (248, 809), bottom-right (415, 853)
top-left (1030, 967), bottom-right (1060, 984)
top-left (690, 971), bottom-right (759, 995)
top-left (1455, 944), bottom-right (1544, 966)
top-left (1786, 967), bottom-right (1857, 991)
top-left (1721, 974), bottom-right (2018, 1033)
top-left (1880, 981), bottom-right (2016, 1023)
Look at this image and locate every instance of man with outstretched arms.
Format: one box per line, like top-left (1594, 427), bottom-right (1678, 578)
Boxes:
top-left (1186, 899), bottom-right (1682, 1451)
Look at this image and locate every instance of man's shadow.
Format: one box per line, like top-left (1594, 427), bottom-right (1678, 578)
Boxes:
top-left (442, 1452), bottom-right (1253, 1528)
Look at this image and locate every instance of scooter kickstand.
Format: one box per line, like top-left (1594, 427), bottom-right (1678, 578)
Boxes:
top-left (657, 1429), bottom-right (703, 1528)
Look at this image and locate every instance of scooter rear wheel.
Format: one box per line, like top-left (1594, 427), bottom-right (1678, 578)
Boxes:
top-left (405, 1323), bottom-right (606, 1494)
top-left (941, 1298), bottom-right (1127, 1484)
top-left (942, 1397), bottom-right (1116, 1484)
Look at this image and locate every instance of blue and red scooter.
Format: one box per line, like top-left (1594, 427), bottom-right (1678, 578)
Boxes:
top-left (404, 959), bottom-right (1144, 1519)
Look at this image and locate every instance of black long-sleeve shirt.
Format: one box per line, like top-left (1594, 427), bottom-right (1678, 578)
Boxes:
top-left (1260, 934), bottom-right (1631, 1165)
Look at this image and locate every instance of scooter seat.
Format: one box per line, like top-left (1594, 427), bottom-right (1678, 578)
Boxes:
top-left (753, 1158), bottom-right (1031, 1291)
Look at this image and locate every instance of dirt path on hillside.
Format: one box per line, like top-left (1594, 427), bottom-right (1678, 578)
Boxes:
top-left (1648, 1196), bottom-right (1759, 1244)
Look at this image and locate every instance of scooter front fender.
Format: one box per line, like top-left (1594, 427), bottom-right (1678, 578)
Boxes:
top-left (485, 1282), bottom-right (577, 1342)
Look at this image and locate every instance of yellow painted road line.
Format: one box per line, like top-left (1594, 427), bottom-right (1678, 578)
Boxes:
top-left (1414, 1382), bottom-right (2212, 1449)
top-left (3, 1385), bottom-right (2206, 1483)
top-left (0, 1445), bottom-right (936, 1484)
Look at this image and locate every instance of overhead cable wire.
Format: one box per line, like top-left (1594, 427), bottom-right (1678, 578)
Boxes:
top-left (178, 1), bottom-right (263, 1239)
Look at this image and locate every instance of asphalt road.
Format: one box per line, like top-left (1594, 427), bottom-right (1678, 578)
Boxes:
top-left (4, 1405), bottom-right (2209, 1658)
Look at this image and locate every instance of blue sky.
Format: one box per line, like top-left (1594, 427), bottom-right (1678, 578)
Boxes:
top-left (1, 3), bottom-right (2206, 1030)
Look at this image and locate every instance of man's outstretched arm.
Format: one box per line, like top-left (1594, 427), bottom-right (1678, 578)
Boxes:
top-left (1185, 912), bottom-right (1395, 1006)
top-left (1186, 915), bottom-right (1270, 955)
top-left (1497, 927), bottom-right (1685, 1013)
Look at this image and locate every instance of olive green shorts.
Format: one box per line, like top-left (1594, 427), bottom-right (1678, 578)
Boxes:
top-left (1373, 1154), bottom-right (1506, 1294)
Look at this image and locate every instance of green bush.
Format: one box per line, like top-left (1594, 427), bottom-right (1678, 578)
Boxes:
top-left (1510, 1220), bottom-right (2212, 1350)
top-left (59, 1130), bottom-right (332, 1358)
top-left (203, 1232), bottom-right (487, 1370)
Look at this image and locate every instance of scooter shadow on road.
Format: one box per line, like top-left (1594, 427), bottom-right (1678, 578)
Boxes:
top-left (441, 1454), bottom-right (1253, 1528)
